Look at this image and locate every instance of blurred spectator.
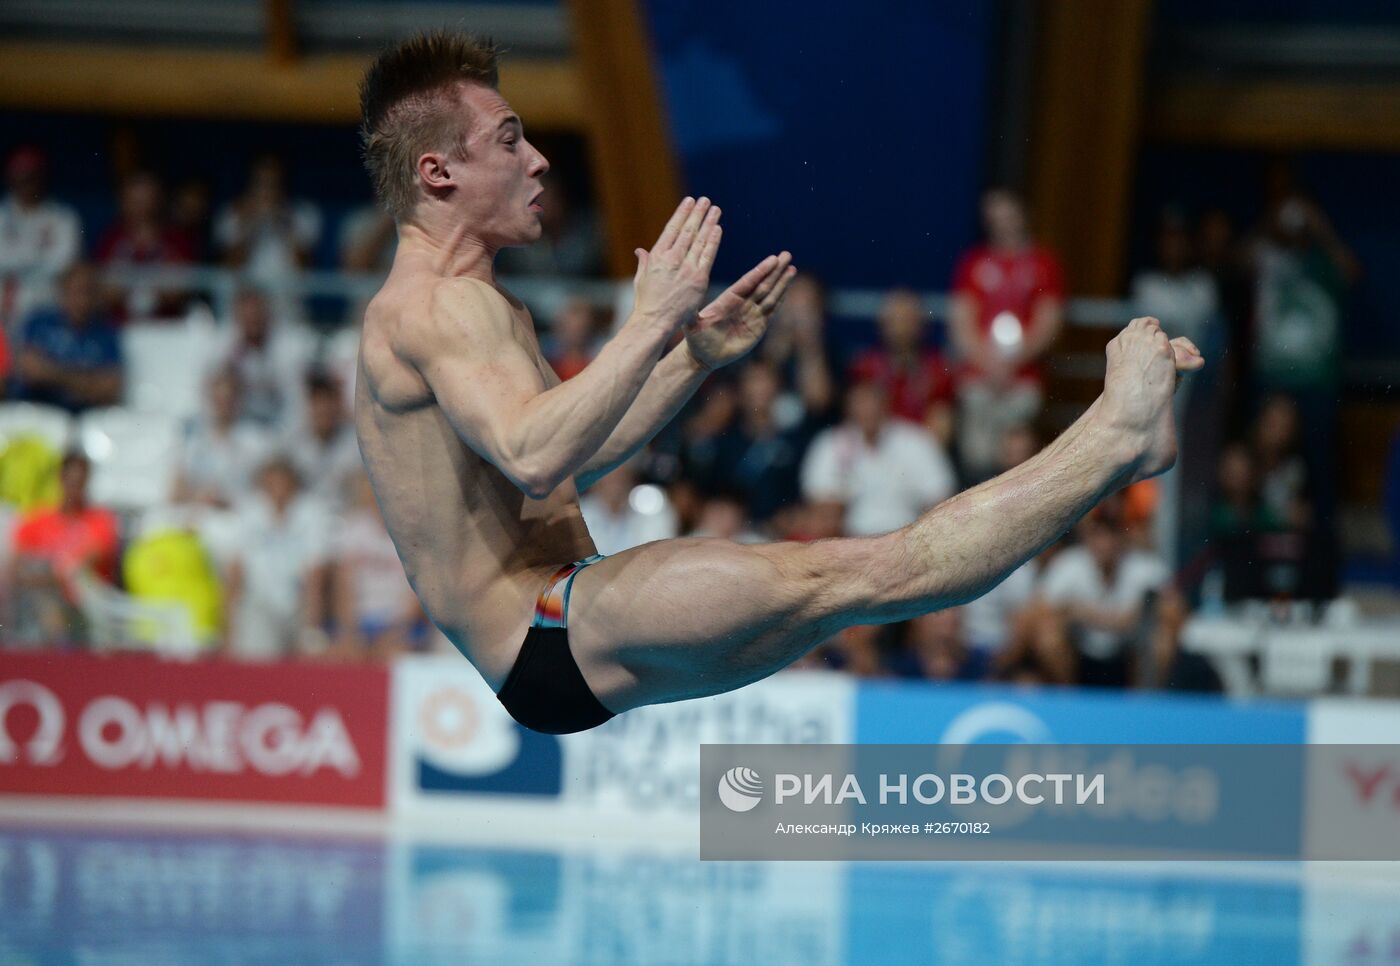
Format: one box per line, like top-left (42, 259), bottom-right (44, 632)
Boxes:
top-left (0, 146), bottom-right (80, 332)
top-left (690, 486), bottom-right (763, 543)
top-left (1037, 499), bottom-right (1169, 687)
top-left (10, 262), bottom-right (123, 413)
top-left (800, 380), bottom-right (955, 536)
top-left (1196, 209), bottom-right (1254, 379)
top-left (94, 170), bottom-right (195, 320)
top-left (891, 609), bottom-right (982, 681)
top-left (9, 452), bottom-right (119, 646)
top-left (1130, 210), bottom-right (1218, 347)
top-left (848, 289), bottom-right (953, 442)
top-left (1209, 437), bottom-right (1336, 604)
top-left (775, 499), bottom-right (845, 543)
top-left (214, 154), bottom-right (322, 288)
top-left (1210, 442), bottom-right (1283, 537)
top-left (1139, 586), bottom-right (1223, 693)
top-left (683, 360), bottom-right (813, 525)
top-left (1120, 479), bottom-right (1161, 552)
top-left (172, 365), bottom-right (274, 508)
top-left (495, 180), bottom-right (604, 277)
top-left (1251, 394), bottom-right (1312, 531)
top-left (667, 477), bottom-right (706, 536)
top-left (543, 298), bottom-right (605, 382)
top-left (996, 600), bottom-right (1077, 686)
top-left (330, 470), bottom-right (423, 660)
top-left (761, 272), bottom-right (836, 424)
top-left (960, 426), bottom-right (1040, 655)
top-left (948, 188), bottom-right (1065, 480)
top-left (1247, 167), bottom-right (1358, 524)
top-left (121, 525), bottom-right (225, 648)
top-left (171, 175), bottom-right (214, 262)
top-left (680, 379), bottom-right (737, 461)
top-left (827, 624), bottom-right (884, 677)
top-left (1197, 209), bottom-right (1252, 335)
top-left (338, 204), bottom-right (397, 274)
top-left (1220, 392), bottom-right (1338, 593)
top-left (207, 287), bottom-right (312, 429)
top-left (579, 460), bottom-right (678, 555)
top-left (283, 370), bottom-right (362, 510)
top-left (224, 455), bottom-right (332, 660)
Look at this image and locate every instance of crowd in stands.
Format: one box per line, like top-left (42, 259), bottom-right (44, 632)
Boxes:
top-left (0, 142), bottom-right (1366, 695)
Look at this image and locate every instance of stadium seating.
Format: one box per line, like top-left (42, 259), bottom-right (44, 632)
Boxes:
top-left (0, 401), bottom-right (75, 451)
top-left (78, 407), bottom-right (181, 512)
top-left (120, 315), bottom-right (218, 422)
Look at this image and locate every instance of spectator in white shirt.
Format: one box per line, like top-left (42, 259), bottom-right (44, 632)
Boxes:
top-left (1130, 212), bottom-right (1219, 347)
top-left (223, 455), bottom-right (333, 660)
top-left (172, 365), bottom-right (274, 508)
top-left (284, 370), bottom-right (362, 510)
top-left (330, 470), bottom-right (423, 660)
top-left (207, 287), bottom-right (312, 430)
top-left (214, 154), bottom-right (321, 315)
top-left (960, 425), bottom-right (1041, 654)
top-left (0, 146), bottom-right (80, 331)
top-left (579, 460), bottom-right (678, 555)
top-left (1037, 496), bottom-right (1169, 687)
top-left (800, 380), bottom-right (957, 536)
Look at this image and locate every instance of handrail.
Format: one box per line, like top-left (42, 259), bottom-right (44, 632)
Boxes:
top-left (93, 263), bottom-right (1139, 329)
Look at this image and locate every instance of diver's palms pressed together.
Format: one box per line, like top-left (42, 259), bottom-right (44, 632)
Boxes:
top-left (354, 32), bottom-right (1204, 734)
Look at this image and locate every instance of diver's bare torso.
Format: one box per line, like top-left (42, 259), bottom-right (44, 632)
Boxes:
top-left (354, 264), bottom-right (596, 687)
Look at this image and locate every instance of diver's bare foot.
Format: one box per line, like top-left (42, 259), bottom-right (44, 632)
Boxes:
top-left (1096, 317), bottom-right (1204, 483)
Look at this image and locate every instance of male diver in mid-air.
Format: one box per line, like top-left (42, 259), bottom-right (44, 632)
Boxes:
top-left (354, 32), bottom-right (1204, 734)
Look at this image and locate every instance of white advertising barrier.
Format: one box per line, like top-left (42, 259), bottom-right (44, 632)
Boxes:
top-left (1303, 700), bottom-right (1400, 865)
top-left (390, 655), bottom-right (854, 841)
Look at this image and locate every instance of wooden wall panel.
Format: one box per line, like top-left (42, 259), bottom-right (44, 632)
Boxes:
top-left (566, 0), bottom-right (683, 278)
top-left (1028, 0), bottom-right (1154, 297)
top-left (0, 43), bottom-right (585, 129)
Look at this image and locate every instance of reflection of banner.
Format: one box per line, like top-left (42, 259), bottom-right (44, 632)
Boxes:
top-left (390, 656), bottom-right (853, 821)
top-left (0, 826), bottom-right (387, 961)
top-left (849, 865), bottom-right (1304, 965)
top-left (1304, 874), bottom-right (1400, 966)
top-left (856, 681), bottom-right (1308, 744)
top-left (385, 842), bottom-right (844, 965)
top-left (0, 652), bottom-right (388, 807)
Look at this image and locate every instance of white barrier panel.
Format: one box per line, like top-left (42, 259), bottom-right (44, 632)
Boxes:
top-left (390, 655), bottom-right (854, 837)
top-left (1304, 700), bottom-right (1400, 864)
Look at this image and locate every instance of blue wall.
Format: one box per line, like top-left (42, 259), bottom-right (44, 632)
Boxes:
top-left (643, 0), bottom-right (996, 292)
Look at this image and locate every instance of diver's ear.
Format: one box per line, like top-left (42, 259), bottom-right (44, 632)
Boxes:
top-left (418, 151), bottom-right (456, 193)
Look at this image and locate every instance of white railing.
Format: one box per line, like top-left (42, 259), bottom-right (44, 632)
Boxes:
top-left (96, 263), bottom-right (1137, 330)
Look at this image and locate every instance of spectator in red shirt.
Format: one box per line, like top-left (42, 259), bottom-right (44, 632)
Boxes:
top-left (9, 451), bottom-right (120, 647)
top-left (948, 188), bottom-right (1066, 480)
top-left (847, 289), bottom-right (955, 445)
top-left (95, 170), bottom-right (195, 320)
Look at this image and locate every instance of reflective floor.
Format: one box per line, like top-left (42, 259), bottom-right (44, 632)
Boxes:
top-left (0, 824), bottom-right (1396, 965)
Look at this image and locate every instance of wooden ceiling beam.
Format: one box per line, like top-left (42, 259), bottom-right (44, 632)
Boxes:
top-left (0, 42), bottom-right (586, 129)
top-left (1147, 78), bottom-right (1400, 151)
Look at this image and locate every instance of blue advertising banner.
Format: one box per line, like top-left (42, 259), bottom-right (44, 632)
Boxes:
top-left (855, 681), bottom-right (1308, 745)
